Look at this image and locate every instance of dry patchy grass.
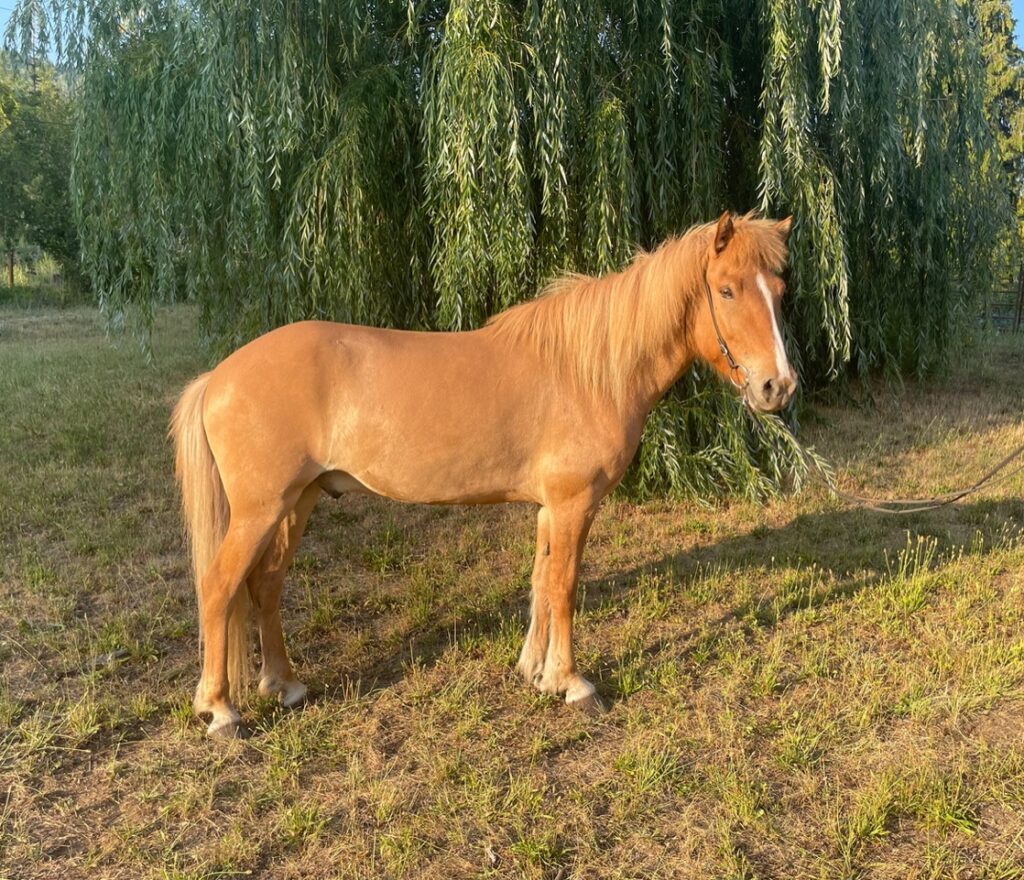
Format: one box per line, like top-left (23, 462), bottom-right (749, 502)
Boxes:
top-left (1, 306), bottom-right (1023, 879)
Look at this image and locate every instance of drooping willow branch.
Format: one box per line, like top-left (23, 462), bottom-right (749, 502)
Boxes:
top-left (4, 0), bottom-right (1007, 499)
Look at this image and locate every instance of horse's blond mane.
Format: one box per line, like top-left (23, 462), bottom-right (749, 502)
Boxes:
top-left (486, 213), bottom-right (788, 407)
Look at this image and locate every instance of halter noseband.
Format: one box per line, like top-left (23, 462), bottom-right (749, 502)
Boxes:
top-left (702, 276), bottom-right (750, 391)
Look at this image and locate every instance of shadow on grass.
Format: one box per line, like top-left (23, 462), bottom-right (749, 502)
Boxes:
top-left (266, 494), bottom-right (1024, 722)
top-left (580, 496), bottom-right (1024, 694)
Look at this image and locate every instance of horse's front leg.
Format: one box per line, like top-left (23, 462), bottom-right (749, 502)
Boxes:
top-left (517, 507), bottom-right (551, 684)
top-left (533, 501), bottom-right (606, 714)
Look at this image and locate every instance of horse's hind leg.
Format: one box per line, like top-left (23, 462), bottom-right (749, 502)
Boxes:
top-left (250, 484), bottom-right (321, 707)
top-left (194, 511), bottom-right (286, 737)
top-left (517, 507), bottom-right (551, 683)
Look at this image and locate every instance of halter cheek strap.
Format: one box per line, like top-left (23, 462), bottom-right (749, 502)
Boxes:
top-left (703, 278), bottom-right (750, 391)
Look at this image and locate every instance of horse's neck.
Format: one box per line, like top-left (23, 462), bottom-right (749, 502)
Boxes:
top-left (629, 334), bottom-right (697, 421)
top-left (619, 276), bottom-right (702, 421)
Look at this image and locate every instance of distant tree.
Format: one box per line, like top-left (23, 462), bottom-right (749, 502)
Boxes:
top-left (0, 55), bottom-right (77, 286)
top-left (975, 0), bottom-right (1024, 275)
top-left (0, 73), bottom-right (11, 134)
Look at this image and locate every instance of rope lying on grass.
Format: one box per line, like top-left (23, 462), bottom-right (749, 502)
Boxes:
top-left (752, 415), bottom-right (1024, 515)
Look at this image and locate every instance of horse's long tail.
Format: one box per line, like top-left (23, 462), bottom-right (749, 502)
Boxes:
top-left (170, 373), bottom-right (250, 703)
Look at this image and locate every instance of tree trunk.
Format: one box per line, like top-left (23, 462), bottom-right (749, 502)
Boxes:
top-left (7, 250), bottom-right (13, 288)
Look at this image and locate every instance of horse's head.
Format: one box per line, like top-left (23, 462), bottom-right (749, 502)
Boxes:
top-left (699, 211), bottom-right (796, 412)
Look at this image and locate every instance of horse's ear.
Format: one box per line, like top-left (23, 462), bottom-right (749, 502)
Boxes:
top-left (714, 211), bottom-right (734, 254)
top-left (775, 215), bottom-right (793, 243)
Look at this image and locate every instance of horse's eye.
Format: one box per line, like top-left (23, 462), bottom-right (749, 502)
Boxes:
top-left (720, 286), bottom-right (734, 300)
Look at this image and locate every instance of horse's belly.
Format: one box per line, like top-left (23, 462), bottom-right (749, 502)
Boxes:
top-left (323, 368), bottom-right (543, 504)
top-left (316, 466), bottom-right (531, 505)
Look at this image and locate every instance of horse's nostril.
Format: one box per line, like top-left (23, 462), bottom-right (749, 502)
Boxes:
top-left (762, 378), bottom-right (775, 399)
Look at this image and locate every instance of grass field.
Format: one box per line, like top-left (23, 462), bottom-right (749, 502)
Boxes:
top-left (2, 305), bottom-right (1024, 880)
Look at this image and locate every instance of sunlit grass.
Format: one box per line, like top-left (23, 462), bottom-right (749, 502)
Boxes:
top-left (2, 307), bottom-right (1024, 878)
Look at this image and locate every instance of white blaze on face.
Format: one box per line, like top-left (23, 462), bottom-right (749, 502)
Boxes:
top-left (755, 271), bottom-right (794, 382)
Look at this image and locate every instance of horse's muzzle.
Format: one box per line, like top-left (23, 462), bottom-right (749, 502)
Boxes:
top-left (750, 372), bottom-right (797, 412)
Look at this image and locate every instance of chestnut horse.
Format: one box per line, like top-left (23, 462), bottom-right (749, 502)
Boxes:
top-left (171, 211), bottom-right (795, 737)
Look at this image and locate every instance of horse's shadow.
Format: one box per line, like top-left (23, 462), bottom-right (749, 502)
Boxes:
top-left (582, 496), bottom-right (1024, 684)
top-left (280, 494), bottom-right (1024, 717)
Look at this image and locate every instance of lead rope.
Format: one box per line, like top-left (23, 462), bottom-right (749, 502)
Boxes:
top-left (702, 278), bottom-right (1024, 514)
top-left (753, 414), bottom-right (1024, 514)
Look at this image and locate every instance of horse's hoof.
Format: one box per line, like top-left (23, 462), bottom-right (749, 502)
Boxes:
top-left (567, 690), bottom-right (608, 716)
top-left (259, 677), bottom-right (308, 709)
top-left (564, 679), bottom-right (607, 715)
top-left (207, 719), bottom-right (249, 739)
top-left (281, 682), bottom-right (307, 709)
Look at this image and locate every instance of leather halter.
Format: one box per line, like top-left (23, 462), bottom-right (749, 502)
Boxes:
top-left (702, 277), bottom-right (751, 391)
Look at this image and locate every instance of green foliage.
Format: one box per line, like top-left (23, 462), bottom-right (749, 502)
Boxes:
top-left (424, 0), bottom-right (532, 328)
top-left (3, 0), bottom-right (1006, 499)
top-left (0, 54), bottom-right (77, 271)
top-left (975, 0), bottom-right (1024, 276)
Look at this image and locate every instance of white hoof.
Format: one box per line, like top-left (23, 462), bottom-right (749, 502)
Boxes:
top-left (204, 706), bottom-right (244, 738)
top-left (565, 678), bottom-right (595, 703)
top-left (258, 676), bottom-right (307, 708)
top-left (565, 679), bottom-right (607, 715)
top-left (281, 680), bottom-right (307, 708)
top-left (194, 681), bottom-right (247, 737)
top-left (207, 717), bottom-right (246, 739)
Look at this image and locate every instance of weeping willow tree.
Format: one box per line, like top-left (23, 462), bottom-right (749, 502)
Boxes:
top-left (5, 0), bottom-right (1005, 499)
